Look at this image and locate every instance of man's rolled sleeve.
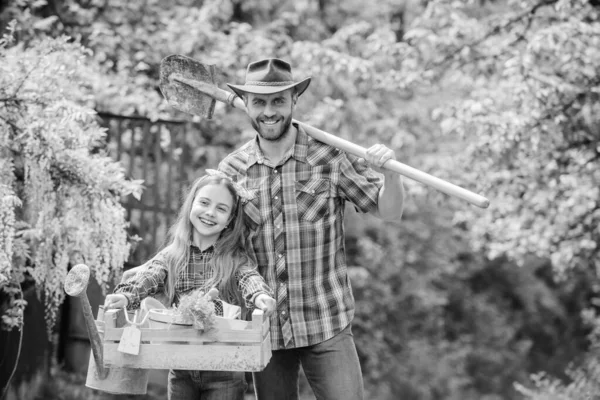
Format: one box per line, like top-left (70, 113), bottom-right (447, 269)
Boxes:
top-left (338, 152), bottom-right (383, 214)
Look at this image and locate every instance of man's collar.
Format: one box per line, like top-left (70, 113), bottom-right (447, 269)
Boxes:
top-left (246, 123), bottom-right (308, 168)
top-left (293, 125), bottom-right (308, 163)
top-left (246, 138), bottom-right (263, 168)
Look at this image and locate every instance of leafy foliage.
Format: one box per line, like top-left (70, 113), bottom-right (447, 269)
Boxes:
top-left (400, 0), bottom-right (600, 276)
top-left (394, 0), bottom-right (600, 396)
top-left (175, 288), bottom-right (217, 331)
top-left (2, 0), bottom-right (599, 398)
top-left (516, 357), bottom-right (600, 400)
top-left (0, 32), bottom-right (142, 334)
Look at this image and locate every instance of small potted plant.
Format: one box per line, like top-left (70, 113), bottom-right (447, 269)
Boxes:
top-left (148, 288), bottom-right (217, 331)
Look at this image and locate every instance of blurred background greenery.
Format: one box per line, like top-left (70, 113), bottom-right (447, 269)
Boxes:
top-left (1, 0), bottom-right (599, 399)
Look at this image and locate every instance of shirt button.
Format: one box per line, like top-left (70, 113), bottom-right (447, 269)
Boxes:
top-left (281, 311), bottom-right (286, 315)
top-left (274, 170), bottom-right (278, 174)
top-left (274, 196), bottom-right (279, 200)
top-left (278, 254), bottom-right (283, 258)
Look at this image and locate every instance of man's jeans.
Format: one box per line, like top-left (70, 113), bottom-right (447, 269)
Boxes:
top-left (168, 369), bottom-right (247, 400)
top-left (253, 324), bottom-right (364, 400)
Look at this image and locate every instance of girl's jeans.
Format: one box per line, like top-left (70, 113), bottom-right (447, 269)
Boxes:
top-left (252, 323), bottom-right (364, 400)
top-left (168, 369), bottom-right (247, 400)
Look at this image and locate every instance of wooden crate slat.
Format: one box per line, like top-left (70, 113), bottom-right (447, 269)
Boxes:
top-left (104, 327), bottom-right (262, 343)
top-left (101, 309), bottom-right (271, 371)
top-left (104, 342), bottom-right (269, 371)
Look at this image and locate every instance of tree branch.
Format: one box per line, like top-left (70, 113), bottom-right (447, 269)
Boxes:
top-left (527, 74), bottom-right (600, 134)
top-left (0, 114), bottom-right (20, 134)
top-left (7, 46), bottom-right (55, 99)
top-left (424, 0), bottom-right (558, 71)
top-left (528, 72), bottom-right (600, 94)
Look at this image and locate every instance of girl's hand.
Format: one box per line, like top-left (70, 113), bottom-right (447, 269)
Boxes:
top-left (104, 294), bottom-right (128, 310)
top-left (254, 293), bottom-right (276, 317)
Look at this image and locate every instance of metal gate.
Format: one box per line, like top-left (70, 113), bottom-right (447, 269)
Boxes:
top-left (98, 112), bottom-right (232, 267)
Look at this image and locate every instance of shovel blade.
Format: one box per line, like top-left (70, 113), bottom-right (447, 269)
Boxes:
top-left (159, 54), bottom-right (217, 118)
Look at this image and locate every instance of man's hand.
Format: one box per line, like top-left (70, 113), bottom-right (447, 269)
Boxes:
top-left (364, 143), bottom-right (396, 174)
top-left (104, 294), bottom-right (128, 310)
top-left (254, 293), bottom-right (276, 317)
top-left (364, 143), bottom-right (405, 221)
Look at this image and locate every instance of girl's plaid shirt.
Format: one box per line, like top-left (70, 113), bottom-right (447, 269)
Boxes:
top-left (218, 126), bottom-right (383, 350)
top-left (114, 245), bottom-right (272, 315)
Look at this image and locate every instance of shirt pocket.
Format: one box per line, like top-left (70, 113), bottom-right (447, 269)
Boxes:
top-left (296, 178), bottom-right (332, 222)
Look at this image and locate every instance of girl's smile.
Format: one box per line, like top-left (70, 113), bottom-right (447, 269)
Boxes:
top-left (198, 217), bottom-right (216, 226)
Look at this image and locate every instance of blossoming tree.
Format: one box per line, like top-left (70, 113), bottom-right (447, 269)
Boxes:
top-left (0, 28), bottom-right (143, 335)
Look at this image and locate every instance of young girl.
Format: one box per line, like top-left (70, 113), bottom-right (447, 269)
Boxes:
top-left (104, 171), bottom-right (276, 400)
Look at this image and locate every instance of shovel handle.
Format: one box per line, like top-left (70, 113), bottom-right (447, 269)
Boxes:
top-left (171, 75), bottom-right (490, 208)
top-left (171, 76), bottom-right (239, 109)
top-left (294, 122), bottom-right (490, 209)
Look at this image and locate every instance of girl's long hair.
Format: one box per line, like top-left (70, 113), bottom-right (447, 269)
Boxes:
top-left (160, 174), bottom-right (252, 307)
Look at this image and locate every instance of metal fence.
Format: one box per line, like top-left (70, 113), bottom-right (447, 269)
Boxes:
top-left (98, 112), bottom-right (221, 266)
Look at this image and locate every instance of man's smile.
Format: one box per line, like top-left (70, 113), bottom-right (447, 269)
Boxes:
top-left (260, 118), bottom-right (281, 126)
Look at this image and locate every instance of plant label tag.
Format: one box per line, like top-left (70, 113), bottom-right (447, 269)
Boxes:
top-left (118, 325), bottom-right (141, 355)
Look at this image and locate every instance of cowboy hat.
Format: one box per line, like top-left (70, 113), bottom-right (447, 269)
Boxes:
top-left (227, 58), bottom-right (311, 98)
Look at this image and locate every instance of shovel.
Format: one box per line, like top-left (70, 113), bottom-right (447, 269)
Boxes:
top-left (159, 55), bottom-right (490, 209)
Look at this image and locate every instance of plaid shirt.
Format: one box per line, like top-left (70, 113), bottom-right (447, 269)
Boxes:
top-left (218, 125), bottom-right (383, 349)
top-left (114, 245), bottom-right (272, 315)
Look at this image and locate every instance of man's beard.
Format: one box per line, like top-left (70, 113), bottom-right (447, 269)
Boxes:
top-left (251, 114), bottom-right (293, 142)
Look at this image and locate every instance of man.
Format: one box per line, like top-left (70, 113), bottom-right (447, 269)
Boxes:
top-left (218, 58), bottom-right (405, 400)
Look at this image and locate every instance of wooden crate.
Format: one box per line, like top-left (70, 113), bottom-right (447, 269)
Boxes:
top-left (101, 308), bottom-right (271, 372)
